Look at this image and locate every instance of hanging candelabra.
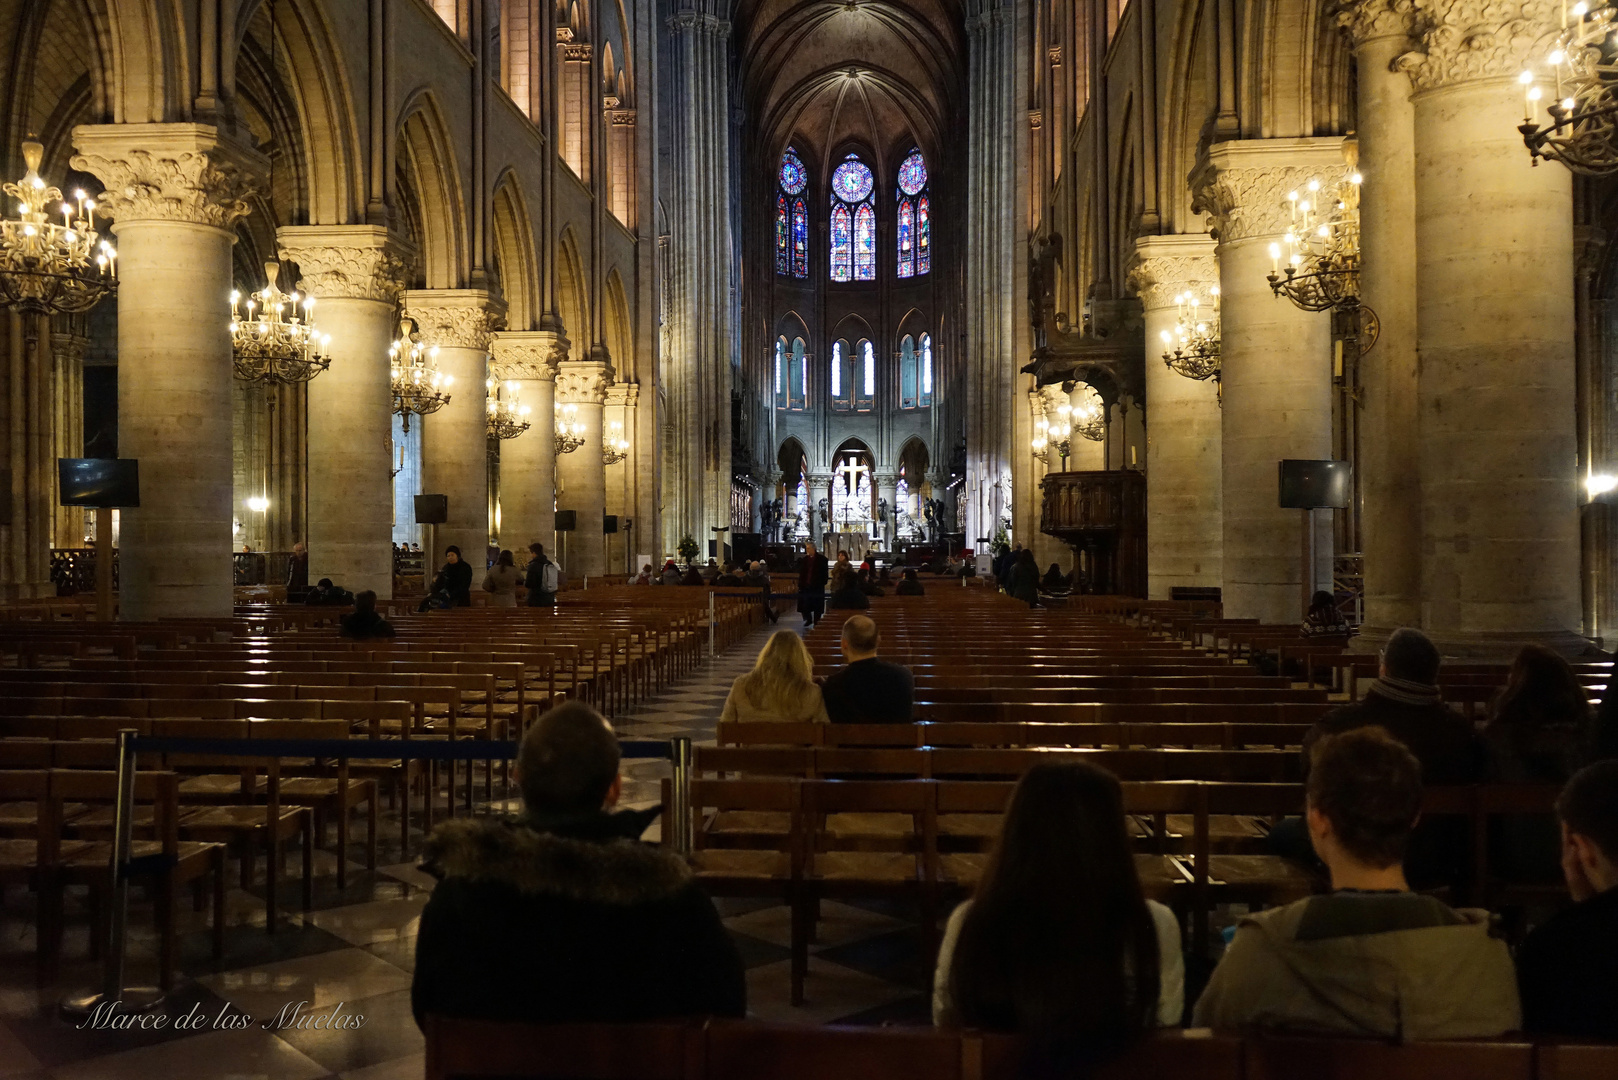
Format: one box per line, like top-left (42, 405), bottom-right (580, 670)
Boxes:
top-left (390, 316), bottom-right (452, 432)
top-left (1071, 386), bottom-right (1107, 442)
top-left (1160, 287), bottom-right (1222, 384)
top-left (555, 402), bottom-right (585, 455)
top-left (230, 261), bottom-right (333, 385)
top-left (1266, 173), bottom-right (1363, 312)
top-left (602, 420), bottom-right (630, 465)
top-left (1519, 1), bottom-right (1618, 175)
top-left (0, 138), bottom-right (116, 314)
top-left (486, 378), bottom-right (532, 440)
top-left (1032, 406), bottom-right (1073, 469)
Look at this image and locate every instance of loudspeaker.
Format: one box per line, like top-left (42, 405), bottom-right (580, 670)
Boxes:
top-left (555, 510), bottom-right (577, 532)
top-left (414, 494), bottom-right (448, 524)
top-left (603, 515), bottom-right (618, 534)
top-left (1278, 459), bottom-right (1351, 510)
top-left (732, 532), bottom-right (762, 564)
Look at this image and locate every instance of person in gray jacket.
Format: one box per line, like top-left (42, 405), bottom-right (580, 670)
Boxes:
top-left (1193, 727), bottom-right (1519, 1039)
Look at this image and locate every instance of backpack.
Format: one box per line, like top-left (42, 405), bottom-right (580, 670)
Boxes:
top-left (541, 561), bottom-right (560, 592)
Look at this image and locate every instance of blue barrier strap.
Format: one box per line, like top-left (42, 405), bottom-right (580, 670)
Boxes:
top-left (128, 735), bottom-right (673, 761)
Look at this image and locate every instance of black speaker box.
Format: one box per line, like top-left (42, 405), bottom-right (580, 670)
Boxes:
top-left (603, 515), bottom-right (618, 534)
top-left (555, 510), bottom-right (577, 532)
top-left (414, 494), bottom-right (449, 524)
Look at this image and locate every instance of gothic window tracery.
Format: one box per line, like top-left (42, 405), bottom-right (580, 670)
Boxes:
top-left (830, 154), bottom-right (876, 282)
top-left (896, 149), bottom-right (930, 279)
top-left (777, 148), bottom-right (808, 278)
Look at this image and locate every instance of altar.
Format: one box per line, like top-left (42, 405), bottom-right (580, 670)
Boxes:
top-left (824, 528), bottom-right (871, 557)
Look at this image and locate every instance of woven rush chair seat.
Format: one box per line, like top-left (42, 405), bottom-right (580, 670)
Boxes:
top-left (706, 810), bottom-right (791, 841)
top-left (690, 848), bottom-right (793, 880)
top-left (809, 850), bottom-right (919, 882)
top-left (1206, 854), bottom-right (1321, 902)
top-left (821, 811), bottom-right (914, 842)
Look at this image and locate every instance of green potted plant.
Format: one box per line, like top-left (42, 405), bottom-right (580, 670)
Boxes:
top-left (677, 533), bottom-right (700, 565)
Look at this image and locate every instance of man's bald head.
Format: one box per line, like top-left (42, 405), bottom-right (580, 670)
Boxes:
top-left (841, 615), bottom-right (880, 659)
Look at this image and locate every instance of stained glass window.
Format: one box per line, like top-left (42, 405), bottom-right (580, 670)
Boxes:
top-left (853, 339), bottom-right (874, 411)
top-left (898, 150), bottom-right (927, 196)
top-left (896, 150), bottom-right (930, 279)
top-left (917, 195), bottom-right (931, 276)
top-left (775, 195), bottom-right (789, 275)
top-left (791, 199), bottom-right (807, 277)
top-left (900, 335), bottom-right (918, 408)
top-left (831, 341), bottom-right (842, 400)
top-left (789, 337), bottom-right (807, 410)
top-left (829, 153), bottom-right (876, 282)
top-left (777, 149), bottom-right (808, 278)
top-left (920, 333), bottom-right (933, 405)
top-left (774, 337), bottom-right (785, 408)
top-left (897, 200), bottom-right (915, 279)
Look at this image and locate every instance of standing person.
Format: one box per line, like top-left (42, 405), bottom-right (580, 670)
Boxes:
top-left (821, 616), bottom-right (914, 724)
top-left (934, 762), bottom-right (1183, 1064)
top-left (419, 545), bottom-right (474, 611)
top-left (340, 590), bottom-right (396, 640)
top-left (719, 630), bottom-right (829, 723)
top-left (797, 541), bottom-right (830, 629)
top-left (1005, 548), bottom-right (1040, 607)
top-left (286, 541), bottom-right (309, 597)
top-left (744, 561), bottom-right (778, 624)
top-left (1516, 760), bottom-right (1618, 1040)
top-left (1194, 728), bottom-right (1519, 1038)
top-left (483, 549), bottom-right (523, 608)
top-left (412, 702), bottom-right (746, 1028)
top-left (524, 543), bottom-right (558, 607)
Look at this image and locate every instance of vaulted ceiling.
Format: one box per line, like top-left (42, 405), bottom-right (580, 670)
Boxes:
top-left (735, 0), bottom-right (965, 185)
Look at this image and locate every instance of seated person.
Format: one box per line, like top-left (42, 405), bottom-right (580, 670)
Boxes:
top-left (1302, 590), bottom-right (1351, 637)
top-left (632, 563), bottom-right (654, 585)
top-left (338, 590), bottom-right (394, 640)
top-left (715, 563), bottom-right (745, 587)
top-left (699, 558), bottom-right (720, 583)
top-left (826, 567), bottom-right (870, 610)
top-left (305, 577), bottom-right (354, 606)
top-left (1040, 562), bottom-right (1069, 593)
top-left (821, 616), bottom-right (914, 724)
top-left (1516, 760), bottom-right (1618, 1040)
top-left (680, 564), bottom-right (706, 586)
top-left (896, 568), bottom-right (926, 596)
top-left (412, 702), bottom-right (746, 1027)
top-left (1194, 727), bottom-right (1519, 1038)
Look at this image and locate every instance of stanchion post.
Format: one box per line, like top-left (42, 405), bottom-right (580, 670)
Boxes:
top-left (671, 736), bottom-right (693, 856)
top-left (95, 506), bottom-right (113, 622)
top-left (708, 592), bottom-right (716, 658)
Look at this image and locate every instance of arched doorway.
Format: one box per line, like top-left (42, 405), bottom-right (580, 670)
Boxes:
top-left (776, 438), bottom-right (808, 542)
top-left (826, 439), bottom-right (876, 554)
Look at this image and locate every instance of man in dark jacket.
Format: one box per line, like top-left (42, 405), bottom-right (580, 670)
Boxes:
top-left (895, 568), bottom-right (925, 596)
top-left (821, 616), bottom-right (914, 724)
top-left (1279, 626), bottom-right (1483, 889)
top-left (797, 541), bottom-right (830, 628)
top-left (523, 542), bottom-right (556, 607)
top-left (411, 702), bottom-right (746, 1028)
top-left (1517, 760), bottom-right (1618, 1040)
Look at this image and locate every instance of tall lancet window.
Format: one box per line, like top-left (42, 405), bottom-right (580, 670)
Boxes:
top-left (856, 339), bottom-right (875, 411)
top-left (831, 339), bottom-right (851, 411)
top-left (777, 148), bottom-right (808, 278)
top-left (829, 154), bottom-right (876, 282)
top-left (920, 332), bottom-right (933, 407)
top-left (778, 336), bottom-right (807, 410)
top-left (896, 149), bottom-right (930, 278)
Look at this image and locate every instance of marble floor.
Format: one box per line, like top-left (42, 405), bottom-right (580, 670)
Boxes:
top-left (0, 617), bottom-right (934, 1080)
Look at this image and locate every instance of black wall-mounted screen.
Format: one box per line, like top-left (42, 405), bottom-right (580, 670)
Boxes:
top-left (1278, 459), bottom-right (1351, 510)
top-left (58, 458), bottom-right (140, 508)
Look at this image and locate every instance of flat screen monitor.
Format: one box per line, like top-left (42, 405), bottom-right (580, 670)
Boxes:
top-left (58, 458), bottom-right (140, 508)
top-left (1278, 459), bottom-right (1351, 510)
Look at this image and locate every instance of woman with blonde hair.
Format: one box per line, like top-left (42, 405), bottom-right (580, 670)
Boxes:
top-left (720, 630), bottom-right (829, 723)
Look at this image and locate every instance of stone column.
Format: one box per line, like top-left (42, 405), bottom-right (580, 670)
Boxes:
top-left (1129, 235), bottom-right (1223, 599)
top-left (876, 473), bottom-right (899, 549)
top-left (72, 124), bottom-right (265, 619)
top-left (807, 471), bottom-right (832, 545)
top-left (491, 330), bottom-right (563, 562)
top-left (1191, 139), bottom-right (1341, 624)
top-left (1341, 0), bottom-right (1422, 642)
top-left (278, 226), bottom-right (412, 598)
top-left (554, 358), bottom-right (610, 577)
top-left (1396, 1), bottom-right (1582, 653)
top-left (605, 380), bottom-right (640, 575)
top-left (403, 290), bottom-right (505, 570)
top-left (51, 328), bottom-right (90, 550)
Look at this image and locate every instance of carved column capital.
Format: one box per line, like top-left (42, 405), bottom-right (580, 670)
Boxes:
top-left (50, 332), bottom-right (91, 366)
top-left (1394, 0), bottom-right (1560, 92)
top-left (70, 123), bottom-right (267, 231)
top-left (402, 289), bottom-right (507, 350)
top-left (605, 381), bottom-right (640, 407)
top-left (555, 359), bottom-right (612, 404)
top-left (1335, 0), bottom-right (1420, 46)
top-left (491, 330), bottom-right (566, 381)
top-left (1189, 138), bottom-right (1350, 244)
top-left (1127, 235), bottom-right (1219, 311)
top-left (276, 225), bottom-right (415, 303)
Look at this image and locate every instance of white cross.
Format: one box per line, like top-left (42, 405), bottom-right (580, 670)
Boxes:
top-left (835, 456), bottom-right (868, 494)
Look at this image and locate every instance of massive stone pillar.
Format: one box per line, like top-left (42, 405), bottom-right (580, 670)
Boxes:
top-left (1192, 139), bottom-right (1340, 624)
top-left (491, 331), bottom-right (563, 562)
top-left (279, 226), bottom-right (411, 598)
top-left (663, 4), bottom-right (733, 552)
top-left (1129, 235), bottom-right (1223, 599)
top-left (876, 473), bottom-right (899, 550)
top-left (1341, 0), bottom-right (1422, 642)
top-left (605, 381), bottom-right (640, 575)
top-left (403, 290), bottom-right (505, 571)
top-left (51, 326), bottom-right (89, 550)
top-left (1397, 1), bottom-right (1582, 653)
top-left (807, 471), bottom-right (831, 546)
top-left (555, 358), bottom-right (610, 578)
top-left (72, 124), bottom-right (264, 619)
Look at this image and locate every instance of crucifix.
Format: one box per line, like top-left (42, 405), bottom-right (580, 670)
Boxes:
top-left (834, 457), bottom-right (870, 531)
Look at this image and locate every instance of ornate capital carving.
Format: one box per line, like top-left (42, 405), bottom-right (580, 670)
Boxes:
top-left (50, 332), bottom-right (91, 367)
top-left (608, 109), bottom-right (637, 127)
top-left (1047, 45), bottom-right (1063, 63)
top-left (71, 123), bottom-right (267, 231)
top-left (563, 43), bottom-right (592, 62)
top-left (605, 381), bottom-right (640, 407)
top-left (1394, 0), bottom-right (1559, 92)
top-left (1127, 236), bottom-right (1218, 311)
top-left (1335, 0), bottom-right (1420, 46)
top-left (1189, 139), bottom-right (1349, 243)
top-left (491, 330), bottom-right (567, 381)
top-left (402, 289), bottom-right (506, 350)
top-left (555, 359), bottom-right (612, 404)
top-left (277, 225), bottom-right (414, 302)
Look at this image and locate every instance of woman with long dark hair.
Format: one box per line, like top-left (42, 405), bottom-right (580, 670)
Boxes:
top-left (934, 762), bottom-right (1182, 1058)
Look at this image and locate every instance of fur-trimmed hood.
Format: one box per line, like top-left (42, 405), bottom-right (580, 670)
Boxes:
top-left (421, 812), bottom-right (692, 906)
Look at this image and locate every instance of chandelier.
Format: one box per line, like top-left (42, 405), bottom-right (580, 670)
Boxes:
top-left (1266, 173), bottom-right (1363, 313)
top-left (602, 420), bottom-right (630, 465)
top-left (1032, 406), bottom-right (1073, 468)
top-left (390, 317), bottom-right (452, 432)
top-left (1160, 287), bottom-right (1221, 384)
top-left (555, 402), bottom-right (585, 455)
top-left (486, 378), bottom-right (532, 440)
top-left (230, 261), bottom-right (332, 385)
top-left (1519, 2), bottom-right (1618, 175)
top-left (0, 138), bottom-right (116, 315)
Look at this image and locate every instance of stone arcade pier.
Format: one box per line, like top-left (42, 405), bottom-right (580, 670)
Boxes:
top-left (491, 331), bottom-right (564, 561)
